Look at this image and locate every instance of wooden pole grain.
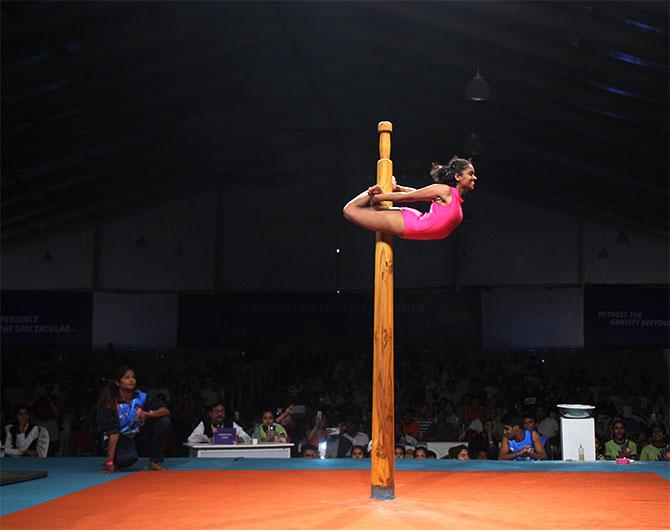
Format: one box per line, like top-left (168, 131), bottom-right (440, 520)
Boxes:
top-left (370, 121), bottom-right (395, 500)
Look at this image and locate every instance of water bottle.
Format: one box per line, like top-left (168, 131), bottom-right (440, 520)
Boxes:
top-left (267, 424), bottom-right (275, 442)
top-left (578, 443), bottom-right (584, 462)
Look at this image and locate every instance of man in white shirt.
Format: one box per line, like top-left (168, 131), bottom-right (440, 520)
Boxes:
top-left (187, 402), bottom-right (250, 444)
top-left (536, 405), bottom-right (559, 439)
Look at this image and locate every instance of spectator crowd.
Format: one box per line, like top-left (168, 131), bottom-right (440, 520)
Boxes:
top-left (2, 344), bottom-right (668, 463)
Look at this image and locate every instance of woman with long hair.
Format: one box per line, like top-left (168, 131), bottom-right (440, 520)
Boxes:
top-left (343, 157), bottom-right (477, 240)
top-left (3, 404), bottom-right (49, 457)
top-left (97, 365), bottom-right (171, 473)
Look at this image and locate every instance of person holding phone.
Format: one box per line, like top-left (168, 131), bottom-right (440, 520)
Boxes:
top-left (253, 409), bottom-right (288, 442)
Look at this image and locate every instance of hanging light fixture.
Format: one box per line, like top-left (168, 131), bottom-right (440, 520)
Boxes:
top-left (597, 246), bottom-right (609, 259)
top-left (465, 1), bottom-right (491, 102)
top-left (464, 131), bottom-right (483, 156)
top-left (616, 231), bottom-right (630, 244)
top-left (41, 250), bottom-right (53, 263)
top-left (136, 235), bottom-right (149, 248)
top-left (174, 244), bottom-right (184, 256)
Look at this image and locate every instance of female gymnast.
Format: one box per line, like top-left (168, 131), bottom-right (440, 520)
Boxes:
top-left (343, 156), bottom-right (476, 240)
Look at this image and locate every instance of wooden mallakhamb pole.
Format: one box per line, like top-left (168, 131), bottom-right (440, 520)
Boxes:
top-left (370, 121), bottom-right (395, 500)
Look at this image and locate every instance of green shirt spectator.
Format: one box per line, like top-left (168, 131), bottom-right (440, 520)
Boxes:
top-left (604, 420), bottom-right (637, 460)
top-left (604, 439), bottom-right (637, 459)
top-left (639, 425), bottom-right (669, 461)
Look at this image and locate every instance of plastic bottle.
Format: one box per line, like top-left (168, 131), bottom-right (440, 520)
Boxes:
top-left (578, 443), bottom-right (584, 462)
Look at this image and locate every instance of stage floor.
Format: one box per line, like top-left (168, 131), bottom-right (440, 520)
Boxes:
top-left (1, 458), bottom-right (669, 529)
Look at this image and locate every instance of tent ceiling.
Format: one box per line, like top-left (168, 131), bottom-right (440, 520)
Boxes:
top-left (2, 1), bottom-right (668, 248)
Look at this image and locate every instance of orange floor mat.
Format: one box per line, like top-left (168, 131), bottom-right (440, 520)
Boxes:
top-left (2, 470), bottom-right (669, 529)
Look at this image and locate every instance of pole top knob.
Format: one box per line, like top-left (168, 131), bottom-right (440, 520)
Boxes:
top-left (377, 121), bottom-right (393, 133)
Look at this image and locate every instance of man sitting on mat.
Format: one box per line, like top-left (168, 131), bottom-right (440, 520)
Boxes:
top-left (498, 414), bottom-right (547, 461)
top-left (97, 365), bottom-right (171, 473)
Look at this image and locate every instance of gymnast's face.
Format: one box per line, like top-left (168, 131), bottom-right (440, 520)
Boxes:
top-left (456, 164), bottom-right (477, 191)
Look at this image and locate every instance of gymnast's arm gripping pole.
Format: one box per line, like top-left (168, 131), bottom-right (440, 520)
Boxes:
top-left (370, 121), bottom-right (395, 500)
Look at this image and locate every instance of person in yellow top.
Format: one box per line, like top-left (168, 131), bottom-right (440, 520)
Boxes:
top-left (639, 424), bottom-right (670, 461)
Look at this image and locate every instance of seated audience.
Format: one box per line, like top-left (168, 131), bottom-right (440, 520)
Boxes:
top-left (301, 411), bottom-right (328, 450)
top-left (301, 444), bottom-right (318, 458)
top-left (68, 402), bottom-right (95, 456)
top-left (395, 420), bottom-right (418, 448)
top-left (595, 434), bottom-right (606, 461)
top-left (351, 445), bottom-right (367, 458)
top-left (97, 366), bottom-right (171, 472)
top-left (3, 404), bottom-right (49, 457)
top-left (394, 444), bottom-right (406, 459)
top-left (187, 402), bottom-right (251, 444)
top-left (425, 409), bottom-right (455, 441)
top-left (414, 446), bottom-right (429, 459)
top-left (499, 414), bottom-right (546, 461)
top-left (415, 403), bottom-right (434, 441)
top-left (639, 424), bottom-right (669, 461)
top-left (252, 409), bottom-right (289, 442)
top-left (326, 420), bottom-right (368, 458)
top-left (535, 404), bottom-right (559, 440)
top-left (448, 444), bottom-right (470, 460)
top-left (523, 413), bottom-right (548, 448)
top-left (400, 409), bottom-right (420, 440)
top-left (342, 420), bottom-right (369, 447)
top-left (604, 419), bottom-right (637, 460)
top-left (30, 389), bottom-right (62, 457)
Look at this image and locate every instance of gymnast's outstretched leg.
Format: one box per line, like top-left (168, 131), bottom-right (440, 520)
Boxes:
top-left (342, 187), bottom-right (405, 236)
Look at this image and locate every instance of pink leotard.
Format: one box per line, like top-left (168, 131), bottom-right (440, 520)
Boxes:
top-left (400, 186), bottom-right (463, 240)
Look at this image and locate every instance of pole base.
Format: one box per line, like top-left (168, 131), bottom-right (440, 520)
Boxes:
top-left (370, 485), bottom-right (395, 500)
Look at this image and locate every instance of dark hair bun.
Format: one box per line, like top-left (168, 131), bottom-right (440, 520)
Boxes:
top-left (430, 156), bottom-right (471, 184)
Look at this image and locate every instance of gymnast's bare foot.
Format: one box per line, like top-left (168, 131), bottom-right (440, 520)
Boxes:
top-left (148, 461), bottom-right (166, 471)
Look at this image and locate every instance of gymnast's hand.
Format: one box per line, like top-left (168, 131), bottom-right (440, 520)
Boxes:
top-left (368, 185), bottom-right (383, 198)
top-left (392, 176), bottom-right (398, 191)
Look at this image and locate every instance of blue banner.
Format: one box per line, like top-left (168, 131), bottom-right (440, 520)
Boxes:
top-left (584, 285), bottom-right (669, 347)
top-left (1, 291), bottom-right (93, 348)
